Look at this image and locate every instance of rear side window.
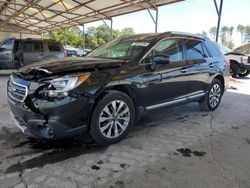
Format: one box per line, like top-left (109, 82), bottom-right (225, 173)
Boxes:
top-left (48, 42), bottom-right (61, 52)
top-left (23, 41), bottom-right (44, 52)
top-left (23, 42), bottom-right (32, 52)
top-left (205, 41), bottom-right (221, 57)
top-left (1, 39), bottom-right (14, 50)
top-left (185, 40), bottom-right (209, 60)
top-left (33, 42), bottom-right (44, 52)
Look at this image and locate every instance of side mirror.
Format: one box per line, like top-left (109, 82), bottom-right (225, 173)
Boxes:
top-left (150, 54), bottom-right (170, 64)
top-left (146, 55), bottom-right (170, 71)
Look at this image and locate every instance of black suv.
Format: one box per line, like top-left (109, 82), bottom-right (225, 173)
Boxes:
top-left (7, 32), bottom-right (230, 145)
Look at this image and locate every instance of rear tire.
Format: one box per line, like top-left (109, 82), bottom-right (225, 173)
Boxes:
top-left (238, 69), bottom-right (250, 77)
top-left (199, 79), bottom-right (223, 111)
top-left (90, 91), bottom-right (135, 146)
top-left (230, 62), bottom-right (239, 78)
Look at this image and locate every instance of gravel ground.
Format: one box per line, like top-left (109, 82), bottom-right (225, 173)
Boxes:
top-left (0, 72), bottom-right (250, 188)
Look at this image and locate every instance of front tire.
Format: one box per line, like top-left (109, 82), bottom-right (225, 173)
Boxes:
top-left (200, 79), bottom-right (223, 111)
top-left (90, 91), bottom-right (135, 146)
top-left (238, 69), bottom-right (250, 77)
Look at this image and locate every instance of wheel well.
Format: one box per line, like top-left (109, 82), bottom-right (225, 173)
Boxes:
top-left (87, 85), bottom-right (141, 131)
top-left (230, 60), bottom-right (239, 67)
top-left (214, 75), bottom-right (225, 93)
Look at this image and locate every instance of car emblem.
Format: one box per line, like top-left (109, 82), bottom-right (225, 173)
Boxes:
top-left (8, 83), bottom-right (16, 92)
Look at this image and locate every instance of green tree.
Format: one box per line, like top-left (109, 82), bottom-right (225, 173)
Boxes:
top-left (209, 26), bottom-right (217, 40)
top-left (220, 26), bottom-right (229, 44)
top-left (202, 31), bottom-right (207, 36)
top-left (229, 26), bottom-right (234, 41)
top-left (43, 25), bottom-right (135, 49)
top-left (220, 26), bottom-right (235, 48)
top-left (237, 24), bottom-right (245, 44)
top-left (43, 26), bottom-right (83, 48)
top-left (245, 25), bottom-right (250, 42)
top-left (120, 28), bottom-right (135, 36)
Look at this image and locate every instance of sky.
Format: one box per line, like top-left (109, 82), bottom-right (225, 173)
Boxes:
top-left (83, 0), bottom-right (250, 47)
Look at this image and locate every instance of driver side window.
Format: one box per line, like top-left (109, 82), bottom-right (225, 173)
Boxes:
top-left (1, 39), bottom-right (14, 50)
top-left (145, 38), bottom-right (183, 63)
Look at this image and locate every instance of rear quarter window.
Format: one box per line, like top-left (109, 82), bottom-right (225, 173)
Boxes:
top-left (205, 41), bottom-right (221, 57)
top-left (47, 42), bottom-right (61, 52)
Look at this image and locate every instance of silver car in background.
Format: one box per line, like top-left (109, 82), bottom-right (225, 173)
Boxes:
top-left (0, 38), bottom-right (64, 70)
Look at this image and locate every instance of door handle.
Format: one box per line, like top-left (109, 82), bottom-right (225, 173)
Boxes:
top-left (180, 67), bottom-right (188, 73)
top-left (209, 63), bottom-right (214, 68)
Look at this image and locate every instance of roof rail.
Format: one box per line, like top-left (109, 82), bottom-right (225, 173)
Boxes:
top-left (161, 31), bottom-right (206, 40)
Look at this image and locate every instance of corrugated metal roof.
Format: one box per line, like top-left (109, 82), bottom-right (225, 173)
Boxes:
top-left (0, 0), bottom-right (184, 34)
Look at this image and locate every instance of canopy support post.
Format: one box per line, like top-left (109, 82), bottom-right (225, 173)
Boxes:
top-left (82, 24), bottom-right (85, 55)
top-left (147, 8), bottom-right (158, 33)
top-left (102, 18), bottom-right (113, 40)
top-left (214, 0), bottom-right (224, 42)
top-left (63, 31), bottom-right (67, 50)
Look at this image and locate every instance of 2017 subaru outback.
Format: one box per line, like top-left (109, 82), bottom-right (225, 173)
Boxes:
top-left (7, 32), bottom-right (230, 146)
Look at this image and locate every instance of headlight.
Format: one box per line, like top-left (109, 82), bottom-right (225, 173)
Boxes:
top-left (46, 73), bottom-right (90, 98)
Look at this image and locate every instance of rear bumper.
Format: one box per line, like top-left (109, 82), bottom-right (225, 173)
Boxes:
top-left (8, 96), bottom-right (93, 139)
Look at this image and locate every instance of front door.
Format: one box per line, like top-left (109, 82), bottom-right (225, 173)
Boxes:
top-left (140, 38), bottom-right (188, 107)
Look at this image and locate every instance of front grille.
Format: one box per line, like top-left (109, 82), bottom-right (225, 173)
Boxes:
top-left (7, 80), bottom-right (28, 104)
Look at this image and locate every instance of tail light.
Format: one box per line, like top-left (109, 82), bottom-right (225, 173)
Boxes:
top-left (64, 51), bottom-right (67, 58)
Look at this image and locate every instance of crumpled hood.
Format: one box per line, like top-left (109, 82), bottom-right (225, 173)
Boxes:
top-left (19, 57), bottom-right (126, 76)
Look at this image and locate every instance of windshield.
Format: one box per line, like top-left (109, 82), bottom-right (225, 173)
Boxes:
top-left (87, 37), bottom-right (151, 60)
top-left (219, 45), bottom-right (232, 54)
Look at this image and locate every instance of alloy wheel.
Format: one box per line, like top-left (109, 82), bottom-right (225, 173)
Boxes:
top-left (209, 84), bottom-right (221, 108)
top-left (99, 100), bottom-right (130, 138)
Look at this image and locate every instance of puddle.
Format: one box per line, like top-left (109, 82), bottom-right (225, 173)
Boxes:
top-left (91, 165), bottom-right (101, 170)
top-left (177, 148), bottom-right (192, 157)
top-left (201, 114), bottom-right (209, 117)
top-left (6, 143), bottom-right (105, 174)
top-left (177, 148), bottom-right (206, 157)
top-left (246, 139), bottom-right (250, 144)
top-left (5, 137), bottom-right (107, 174)
top-left (231, 126), bottom-right (239, 130)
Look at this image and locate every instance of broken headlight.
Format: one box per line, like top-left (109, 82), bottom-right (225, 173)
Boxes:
top-left (46, 73), bottom-right (90, 98)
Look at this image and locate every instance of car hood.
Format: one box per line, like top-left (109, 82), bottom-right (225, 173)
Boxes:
top-left (19, 57), bottom-right (126, 77)
top-left (225, 51), bottom-right (245, 56)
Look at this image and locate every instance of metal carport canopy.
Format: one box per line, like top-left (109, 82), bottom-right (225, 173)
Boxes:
top-left (0, 0), bottom-right (184, 35)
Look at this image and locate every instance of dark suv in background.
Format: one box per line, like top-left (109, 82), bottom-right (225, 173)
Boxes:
top-left (0, 38), bottom-right (64, 69)
top-left (7, 32), bottom-right (230, 145)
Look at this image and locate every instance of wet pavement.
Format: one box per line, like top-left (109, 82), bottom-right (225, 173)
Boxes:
top-left (0, 72), bottom-right (250, 188)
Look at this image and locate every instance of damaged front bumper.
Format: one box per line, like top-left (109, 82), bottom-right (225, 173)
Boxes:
top-left (7, 75), bottom-right (93, 139)
top-left (8, 96), bottom-right (92, 139)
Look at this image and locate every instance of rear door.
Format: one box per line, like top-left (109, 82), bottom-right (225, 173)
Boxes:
top-left (23, 41), bottom-right (45, 65)
top-left (184, 39), bottom-right (211, 96)
top-left (0, 39), bottom-right (14, 69)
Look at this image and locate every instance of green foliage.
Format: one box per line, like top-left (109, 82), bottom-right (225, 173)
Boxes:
top-left (202, 31), bottom-right (207, 36)
top-left (43, 25), bottom-right (135, 49)
top-left (209, 26), bottom-right (217, 40)
top-left (43, 26), bottom-right (83, 48)
top-left (237, 24), bottom-right (250, 44)
top-left (220, 26), bottom-right (234, 48)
